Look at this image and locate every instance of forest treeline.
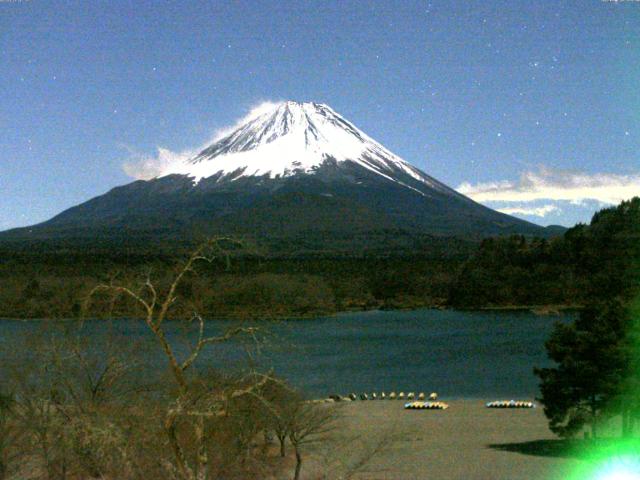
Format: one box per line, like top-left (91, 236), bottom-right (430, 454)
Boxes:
top-left (0, 199), bottom-right (638, 319)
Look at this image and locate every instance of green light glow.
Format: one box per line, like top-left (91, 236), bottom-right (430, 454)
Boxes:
top-left (554, 203), bottom-right (640, 480)
top-left (591, 457), bottom-right (640, 480)
top-left (564, 440), bottom-right (640, 480)
top-left (564, 290), bottom-right (640, 479)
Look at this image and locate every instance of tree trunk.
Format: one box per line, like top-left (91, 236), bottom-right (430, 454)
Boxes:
top-left (40, 435), bottom-right (55, 480)
top-left (195, 416), bottom-right (208, 480)
top-left (152, 326), bottom-right (188, 393)
top-left (293, 446), bottom-right (302, 480)
top-left (279, 436), bottom-right (286, 458)
top-left (622, 408), bottom-right (631, 438)
top-left (591, 397), bottom-right (598, 439)
top-left (165, 411), bottom-right (194, 480)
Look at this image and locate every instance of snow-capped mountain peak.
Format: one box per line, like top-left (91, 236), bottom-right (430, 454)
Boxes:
top-left (3, 100), bottom-right (546, 243)
top-left (162, 101), bottom-right (445, 194)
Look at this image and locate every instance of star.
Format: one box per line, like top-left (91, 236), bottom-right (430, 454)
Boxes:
top-left (497, 132), bottom-right (502, 137)
top-left (625, 131), bottom-right (630, 136)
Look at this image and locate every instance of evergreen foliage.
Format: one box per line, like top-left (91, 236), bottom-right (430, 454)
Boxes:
top-left (535, 198), bottom-right (640, 437)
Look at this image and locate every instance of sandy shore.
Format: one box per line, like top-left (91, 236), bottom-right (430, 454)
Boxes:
top-left (309, 399), bottom-right (582, 480)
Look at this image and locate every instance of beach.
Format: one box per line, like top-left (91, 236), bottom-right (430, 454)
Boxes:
top-left (308, 399), bottom-right (582, 480)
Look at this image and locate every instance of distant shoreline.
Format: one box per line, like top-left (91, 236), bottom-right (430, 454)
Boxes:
top-left (470, 304), bottom-right (582, 314)
top-left (0, 303), bottom-right (581, 322)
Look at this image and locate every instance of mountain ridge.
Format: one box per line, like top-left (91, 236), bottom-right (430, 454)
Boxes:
top-left (0, 101), bottom-right (557, 253)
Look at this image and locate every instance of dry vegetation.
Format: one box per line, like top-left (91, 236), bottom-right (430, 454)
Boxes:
top-left (0, 240), bottom-right (396, 480)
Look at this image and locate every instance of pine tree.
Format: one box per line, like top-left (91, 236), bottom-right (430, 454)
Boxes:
top-left (535, 198), bottom-right (640, 438)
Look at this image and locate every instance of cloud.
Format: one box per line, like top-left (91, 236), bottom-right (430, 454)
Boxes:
top-left (457, 166), bottom-right (640, 205)
top-left (122, 147), bottom-right (194, 180)
top-left (121, 100), bottom-right (283, 180)
top-left (497, 204), bottom-right (560, 217)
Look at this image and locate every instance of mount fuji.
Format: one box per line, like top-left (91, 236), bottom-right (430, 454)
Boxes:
top-left (1, 101), bottom-right (552, 252)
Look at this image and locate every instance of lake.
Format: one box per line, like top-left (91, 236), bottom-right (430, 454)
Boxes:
top-left (0, 309), bottom-right (571, 399)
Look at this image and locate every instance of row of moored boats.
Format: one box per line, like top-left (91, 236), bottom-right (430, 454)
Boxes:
top-left (485, 400), bottom-right (536, 409)
top-left (319, 393), bottom-right (536, 410)
top-left (328, 392), bottom-right (439, 402)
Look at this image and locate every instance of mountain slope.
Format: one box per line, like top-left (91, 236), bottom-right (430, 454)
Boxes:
top-left (0, 101), bottom-right (552, 252)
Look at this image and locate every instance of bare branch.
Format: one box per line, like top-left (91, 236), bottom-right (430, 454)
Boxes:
top-left (180, 323), bottom-right (259, 372)
top-left (179, 314), bottom-right (206, 372)
top-left (156, 242), bottom-right (213, 328)
top-left (144, 271), bottom-right (158, 313)
top-left (201, 326), bottom-right (259, 347)
top-left (86, 284), bottom-right (152, 319)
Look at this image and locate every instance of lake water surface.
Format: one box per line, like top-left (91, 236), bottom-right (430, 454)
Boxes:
top-left (0, 309), bottom-right (572, 399)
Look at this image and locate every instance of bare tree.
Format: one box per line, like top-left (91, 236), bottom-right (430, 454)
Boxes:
top-left (1, 322), bottom-right (158, 480)
top-left (256, 379), bottom-right (298, 458)
top-left (288, 402), bottom-right (337, 480)
top-left (0, 392), bottom-right (20, 480)
top-left (84, 238), bottom-right (271, 480)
